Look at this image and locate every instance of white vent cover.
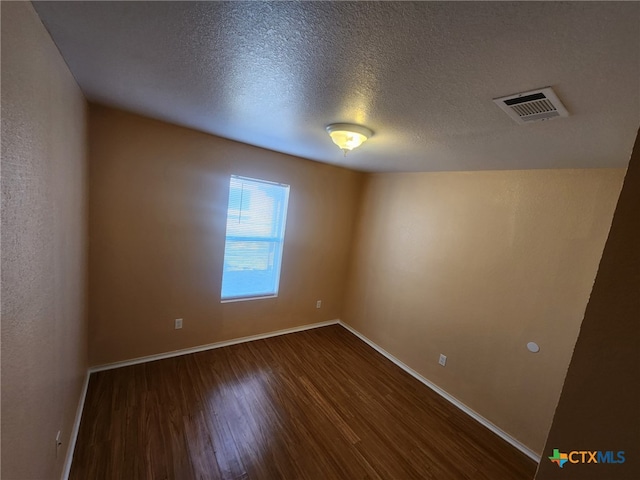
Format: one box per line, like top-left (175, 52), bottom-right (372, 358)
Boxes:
top-left (493, 87), bottom-right (569, 125)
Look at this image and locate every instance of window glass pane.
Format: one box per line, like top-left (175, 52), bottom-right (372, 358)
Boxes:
top-left (221, 175), bottom-right (290, 300)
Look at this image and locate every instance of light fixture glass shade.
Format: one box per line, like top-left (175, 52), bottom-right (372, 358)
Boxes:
top-left (326, 123), bottom-right (373, 153)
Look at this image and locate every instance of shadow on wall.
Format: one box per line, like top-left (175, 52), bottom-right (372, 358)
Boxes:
top-left (534, 132), bottom-right (640, 480)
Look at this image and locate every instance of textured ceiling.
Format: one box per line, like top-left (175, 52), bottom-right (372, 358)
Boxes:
top-left (33, 1), bottom-right (640, 172)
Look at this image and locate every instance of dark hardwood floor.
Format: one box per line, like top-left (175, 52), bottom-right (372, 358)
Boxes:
top-left (70, 325), bottom-right (537, 479)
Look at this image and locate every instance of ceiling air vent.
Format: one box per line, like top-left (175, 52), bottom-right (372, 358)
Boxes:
top-left (493, 87), bottom-right (569, 125)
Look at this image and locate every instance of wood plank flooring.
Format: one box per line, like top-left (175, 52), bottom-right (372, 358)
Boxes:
top-left (70, 325), bottom-right (537, 479)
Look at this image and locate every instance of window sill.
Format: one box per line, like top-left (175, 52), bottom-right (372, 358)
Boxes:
top-left (221, 294), bottom-right (278, 304)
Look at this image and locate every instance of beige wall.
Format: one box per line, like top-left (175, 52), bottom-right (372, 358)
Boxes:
top-left (343, 168), bottom-right (624, 454)
top-left (88, 105), bottom-right (363, 366)
top-left (1, 2), bottom-right (88, 479)
top-left (535, 131), bottom-right (640, 480)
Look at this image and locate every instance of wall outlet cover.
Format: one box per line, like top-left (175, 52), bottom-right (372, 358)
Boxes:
top-left (439, 354), bottom-right (447, 366)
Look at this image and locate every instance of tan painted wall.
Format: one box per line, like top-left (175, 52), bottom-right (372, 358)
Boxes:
top-left (343, 168), bottom-right (624, 454)
top-left (535, 131), bottom-right (640, 480)
top-left (88, 105), bottom-right (363, 366)
top-left (1, 2), bottom-right (88, 479)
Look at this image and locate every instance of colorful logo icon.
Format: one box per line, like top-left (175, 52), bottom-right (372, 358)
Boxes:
top-left (549, 449), bottom-right (569, 468)
top-left (548, 449), bottom-right (625, 468)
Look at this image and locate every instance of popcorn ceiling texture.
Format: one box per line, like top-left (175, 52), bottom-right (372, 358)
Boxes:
top-left (1, 3), bottom-right (88, 478)
top-left (2, 3), bottom-right (637, 478)
top-left (32, 1), bottom-right (639, 172)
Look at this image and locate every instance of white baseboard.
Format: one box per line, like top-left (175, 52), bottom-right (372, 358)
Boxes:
top-left (64, 319), bottom-right (339, 477)
top-left (61, 370), bottom-right (90, 480)
top-left (90, 319), bottom-right (340, 373)
top-left (68, 317), bottom-right (538, 480)
top-left (337, 320), bottom-right (541, 463)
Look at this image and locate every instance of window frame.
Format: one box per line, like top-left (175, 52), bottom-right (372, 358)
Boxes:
top-left (220, 174), bottom-right (290, 303)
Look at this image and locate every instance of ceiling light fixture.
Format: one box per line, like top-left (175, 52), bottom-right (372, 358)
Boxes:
top-left (326, 123), bottom-right (373, 155)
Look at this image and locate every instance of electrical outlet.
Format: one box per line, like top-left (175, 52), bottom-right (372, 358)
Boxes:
top-left (316, 300), bottom-right (322, 309)
top-left (174, 318), bottom-right (183, 329)
top-left (438, 354), bottom-right (447, 367)
top-left (55, 430), bottom-right (62, 458)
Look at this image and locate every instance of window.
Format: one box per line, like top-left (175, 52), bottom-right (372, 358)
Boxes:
top-left (221, 175), bottom-right (290, 301)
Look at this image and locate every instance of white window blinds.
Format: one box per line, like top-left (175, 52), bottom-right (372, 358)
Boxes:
top-left (221, 175), bottom-right (290, 301)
